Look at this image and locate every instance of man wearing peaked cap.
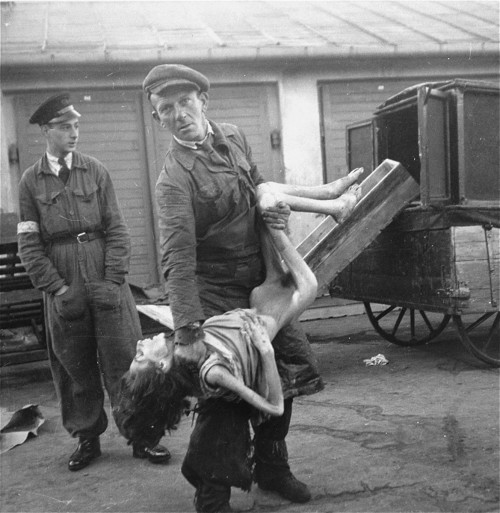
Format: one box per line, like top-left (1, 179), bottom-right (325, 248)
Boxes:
top-left (29, 92), bottom-right (81, 126)
top-left (138, 63), bottom-right (329, 512)
top-left (17, 92), bottom-right (171, 472)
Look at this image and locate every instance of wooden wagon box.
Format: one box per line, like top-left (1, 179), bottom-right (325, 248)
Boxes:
top-left (331, 220), bottom-right (499, 316)
top-left (328, 79), bottom-right (500, 365)
top-left (347, 78), bottom-right (499, 209)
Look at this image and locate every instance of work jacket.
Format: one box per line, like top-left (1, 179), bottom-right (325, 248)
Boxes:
top-left (155, 121), bottom-right (265, 330)
top-left (18, 151), bottom-right (131, 293)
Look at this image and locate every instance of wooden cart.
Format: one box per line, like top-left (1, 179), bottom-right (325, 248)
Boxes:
top-left (303, 79), bottom-right (499, 366)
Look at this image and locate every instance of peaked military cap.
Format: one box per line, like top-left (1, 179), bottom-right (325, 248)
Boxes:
top-left (29, 92), bottom-right (81, 126)
top-left (142, 64), bottom-right (210, 96)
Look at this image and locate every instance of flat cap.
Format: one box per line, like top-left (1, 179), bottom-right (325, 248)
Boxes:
top-left (143, 64), bottom-right (210, 96)
top-left (29, 92), bottom-right (81, 126)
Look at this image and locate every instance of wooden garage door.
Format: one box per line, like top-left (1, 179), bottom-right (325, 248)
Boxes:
top-left (320, 75), bottom-right (500, 183)
top-left (15, 90), bottom-right (157, 287)
top-left (145, 83), bottom-right (282, 186)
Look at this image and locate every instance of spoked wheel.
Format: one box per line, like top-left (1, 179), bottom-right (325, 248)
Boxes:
top-left (453, 312), bottom-right (500, 367)
top-left (364, 302), bottom-right (451, 347)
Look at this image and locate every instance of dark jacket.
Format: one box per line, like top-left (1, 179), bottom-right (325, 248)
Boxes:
top-left (18, 151), bottom-right (131, 292)
top-left (155, 121), bottom-right (265, 330)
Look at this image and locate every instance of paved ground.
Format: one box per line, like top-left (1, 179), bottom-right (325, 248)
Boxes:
top-left (1, 312), bottom-right (499, 513)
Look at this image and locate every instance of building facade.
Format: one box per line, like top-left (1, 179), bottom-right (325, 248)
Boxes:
top-left (2, 1), bottom-right (499, 287)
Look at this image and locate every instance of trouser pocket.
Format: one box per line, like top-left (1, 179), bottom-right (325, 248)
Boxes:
top-left (88, 280), bottom-right (121, 310)
top-left (54, 283), bottom-right (86, 321)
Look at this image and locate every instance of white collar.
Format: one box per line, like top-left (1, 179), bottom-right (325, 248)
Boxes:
top-left (173, 121), bottom-right (213, 150)
top-left (46, 152), bottom-right (72, 176)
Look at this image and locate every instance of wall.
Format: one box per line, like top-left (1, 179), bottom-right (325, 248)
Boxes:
top-left (1, 54), bottom-right (498, 247)
top-left (1, 93), bottom-right (20, 216)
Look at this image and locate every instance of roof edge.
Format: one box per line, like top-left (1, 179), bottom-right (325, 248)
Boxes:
top-left (2, 42), bottom-right (498, 68)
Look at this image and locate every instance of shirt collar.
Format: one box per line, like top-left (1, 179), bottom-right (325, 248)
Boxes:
top-left (173, 121), bottom-right (214, 150)
top-left (46, 151), bottom-right (72, 176)
top-left (170, 121), bottom-right (232, 171)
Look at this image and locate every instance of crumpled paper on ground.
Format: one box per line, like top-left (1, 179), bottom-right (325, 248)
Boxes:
top-left (0, 404), bottom-right (45, 454)
top-left (363, 354), bottom-right (389, 366)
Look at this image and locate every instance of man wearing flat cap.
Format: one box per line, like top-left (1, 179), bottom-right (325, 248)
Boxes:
top-left (17, 92), bottom-right (170, 471)
top-left (144, 64), bottom-right (324, 511)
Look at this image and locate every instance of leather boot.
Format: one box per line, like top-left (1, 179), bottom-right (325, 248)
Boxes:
top-left (258, 473), bottom-right (311, 503)
top-left (68, 437), bottom-right (101, 471)
top-left (255, 439), bottom-right (311, 503)
top-left (132, 442), bottom-right (171, 464)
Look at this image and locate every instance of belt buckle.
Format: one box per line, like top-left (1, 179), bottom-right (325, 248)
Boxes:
top-left (76, 232), bottom-right (90, 243)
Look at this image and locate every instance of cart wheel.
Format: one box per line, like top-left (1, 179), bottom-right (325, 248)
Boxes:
top-left (364, 302), bottom-right (451, 346)
top-left (453, 313), bottom-right (500, 367)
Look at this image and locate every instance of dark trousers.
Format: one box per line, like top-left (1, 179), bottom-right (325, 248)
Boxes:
top-left (187, 257), bottom-right (322, 512)
top-left (181, 398), bottom-right (293, 513)
top-left (45, 279), bottom-right (141, 439)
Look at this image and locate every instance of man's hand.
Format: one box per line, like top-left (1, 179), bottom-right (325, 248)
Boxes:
top-left (174, 325), bottom-right (200, 346)
top-left (174, 338), bottom-right (205, 361)
top-left (261, 201), bottom-right (290, 231)
top-left (174, 323), bottom-right (205, 361)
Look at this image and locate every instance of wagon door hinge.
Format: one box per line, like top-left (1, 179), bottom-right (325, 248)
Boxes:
top-left (483, 224), bottom-right (497, 308)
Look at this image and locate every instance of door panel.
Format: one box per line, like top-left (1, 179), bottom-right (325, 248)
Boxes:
top-left (418, 88), bottom-right (451, 205)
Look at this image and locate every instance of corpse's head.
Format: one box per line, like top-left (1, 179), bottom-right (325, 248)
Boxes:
top-left (117, 333), bottom-right (199, 441)
top-left (129, 332), bottom-right (175, 375)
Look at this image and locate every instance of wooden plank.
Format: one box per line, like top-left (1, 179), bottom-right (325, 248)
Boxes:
top-left (136, 304), bottom-right (174, 331)
top-left (303, 159), bottom-right (420, 290)
top-left (136, 295), bottom-right (366, 325)
top-left (0, 349), bottom-right (48, 367)
top-left (296, 159), bottom-right (397, 257)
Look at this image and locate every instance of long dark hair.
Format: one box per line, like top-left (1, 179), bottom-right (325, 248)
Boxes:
top-left (115, 358), bottom-right (199, 445)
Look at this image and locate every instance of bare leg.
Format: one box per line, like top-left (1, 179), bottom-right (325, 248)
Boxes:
top-left (258, 184), bottom-right (362, 224)
top-left (251, 225), bottom-right (318, 336)
top-left (265, 168), bottom-right (363, 200)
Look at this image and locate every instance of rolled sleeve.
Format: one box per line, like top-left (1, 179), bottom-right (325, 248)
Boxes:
top-left (155, 175), bottom-right (205, 329)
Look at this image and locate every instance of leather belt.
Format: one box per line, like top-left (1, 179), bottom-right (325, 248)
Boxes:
top-left (47, 230), bottom-right (106, 245)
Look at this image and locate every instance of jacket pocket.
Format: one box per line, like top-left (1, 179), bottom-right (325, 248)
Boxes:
top-left (197, 182), bottom-right (223, 201)
top-left (88, 280), bottom-right (121, 310)
top-left (35, 190), bottom-right (69, 234)
top-left (71, 182), bottom-right (100, 225)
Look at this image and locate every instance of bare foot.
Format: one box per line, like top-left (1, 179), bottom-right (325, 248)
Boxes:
top-left (331, 184), bottom-right (362, 223)
top-left (325, 168), bottom-right (364, 199)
